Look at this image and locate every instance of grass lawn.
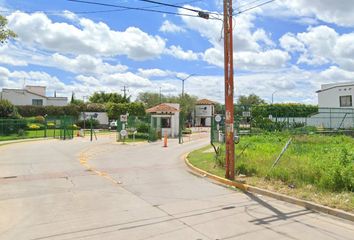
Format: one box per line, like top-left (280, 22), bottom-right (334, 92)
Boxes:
top-left (188, 133), bottom-right (354, 212)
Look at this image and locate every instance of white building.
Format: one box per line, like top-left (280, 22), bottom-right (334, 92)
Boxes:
top-left (0, 86), bottom-right (68, 106)
top-left (317, 81), bottom-right (354, 108)
top-left (146, 103), bottom-right (180, 138)
top-left (194, 99), bottom-right (215, 127)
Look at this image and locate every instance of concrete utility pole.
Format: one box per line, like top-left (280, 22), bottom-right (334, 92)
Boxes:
top-left (121, 86), bottom-right (128, 99)
top-left (223, 0), bottom-right (235, 180)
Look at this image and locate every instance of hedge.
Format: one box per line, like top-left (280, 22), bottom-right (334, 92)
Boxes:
top-left (16, 105), bottom-right (81, 118)
top-left (251, 104), bottom-right (318, 118)
top-left (106, 102), bottom-right (145, 119)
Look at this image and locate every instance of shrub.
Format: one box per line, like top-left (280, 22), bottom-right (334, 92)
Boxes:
top-left (76, 119), bottom-right (99, 129)
top-left (27, 123), bottom-right (41, 130)
top-left (106, 102), bottom-right (145, 119)
top-left (137, 122), bottom-right (149, 133)
top-left (16, 105), bottom-right (80, 118)
top-left (35, 115), bottom-right (45, 123)
top-left (182, 128), bottom-right (192, 134)
top-left (0, 99), bottom-right (20, 118)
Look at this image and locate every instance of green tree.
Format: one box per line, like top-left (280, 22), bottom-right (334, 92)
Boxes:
top-left (136, 92), bottom-right (165, 108)
top-left (89, 92), bottom-right (129, 104)
top-left (237, 94), bottom-right (266, 106)
top-left (0, 15), bottom-right (16, 44)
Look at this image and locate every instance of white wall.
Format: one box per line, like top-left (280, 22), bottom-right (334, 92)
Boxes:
top-left (194, 104), bottom-right (214, 127)
top-left (80, 112), bottom-right (109, 125)
top-left (1, 89), bottom-right (47, 105)
top-left (318, 85), bottom-right (354, 108)
top-left (195, 105), bottom-right (213, 117)
top-left (47, 98), bottom-right (67, 106)
top-left (1, 89), bottom-right (68, 106)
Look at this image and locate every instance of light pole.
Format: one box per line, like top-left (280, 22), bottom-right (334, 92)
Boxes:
top-left (176, 73), bottom-right (195, 144)
top-left (176, 74), bottom-right (195, 98)
top-left (271, 91), bottom-right (278, 104)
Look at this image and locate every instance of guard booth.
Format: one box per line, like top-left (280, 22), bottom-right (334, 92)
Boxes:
top-left (146, 103), bottom-right (180, 138)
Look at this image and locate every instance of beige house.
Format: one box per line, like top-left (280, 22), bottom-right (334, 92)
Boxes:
top-left (0, 85), bottom-right (67, 106)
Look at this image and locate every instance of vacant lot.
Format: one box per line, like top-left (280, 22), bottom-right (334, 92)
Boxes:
top-left (188, 133), bottom-right (354, 212)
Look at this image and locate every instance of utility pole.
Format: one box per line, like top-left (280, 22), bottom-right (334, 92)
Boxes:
top-left (159, 87), bottom-right (162, 103)
top-left (223, 0), bottom-right (235, 180)
top-left (121, 86), bottom-right (128, 100)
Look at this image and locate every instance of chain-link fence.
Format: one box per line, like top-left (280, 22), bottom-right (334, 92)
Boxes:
top-left (0, 116), bottom-right (76, 141)
top-left (211, 106), bottom-right (354, 144)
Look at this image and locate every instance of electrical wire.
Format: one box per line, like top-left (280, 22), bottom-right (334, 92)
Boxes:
top-left (0, 0), bottom-right (204, 16)
top-left (235, 0), bottom-right (265, 11)
top-left (233, 0), bottom-right (276, 15)
top-left (136, 0), bottom-right (201, 13)
top-left (67, 0), bottom-right (203, 18)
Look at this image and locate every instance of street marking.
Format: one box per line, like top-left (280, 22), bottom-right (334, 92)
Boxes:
top-left (78, 146), bottom-right (122, 185)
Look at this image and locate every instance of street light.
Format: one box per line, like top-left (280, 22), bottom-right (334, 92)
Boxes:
top-left (271, 91), bottom-right (278, 104)
top-left (176, 73), bottom-right (196, 98)
top-left (175, 73), bottom-right (195, 144)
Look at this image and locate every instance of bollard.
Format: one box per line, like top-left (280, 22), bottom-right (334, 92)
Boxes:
top-left (163, 133), bottom-right (168, 147)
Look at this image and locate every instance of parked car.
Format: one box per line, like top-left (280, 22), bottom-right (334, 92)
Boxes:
top-left (109, 120), bottom-right (117, 130)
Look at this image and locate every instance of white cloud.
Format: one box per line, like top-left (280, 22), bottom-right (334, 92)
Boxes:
top-left (165, 45), bottom-right (200, 61)
top-left (7, 11), bottom-right (166, 60)
top-left (280, 26), bottom-right (354, 70)
top-left (159, 20), bottom-right (185, 33)
top-left (51, 54), bottom-right (128, 75)
top-left (281, 0), bottom-right (354, 27)
top-left (178, 6), bottom-right (288, 70)
top-left (137, 68), bottom-right (175, 78)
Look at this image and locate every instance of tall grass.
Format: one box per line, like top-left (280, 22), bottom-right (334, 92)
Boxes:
top-left (232, 134), bottom-right (354, 192)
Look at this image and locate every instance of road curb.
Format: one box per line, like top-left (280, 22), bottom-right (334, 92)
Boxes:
top-left (0, 138), bottom-right (53, 147)
top-left (184, 153), bottom-right (354, 222)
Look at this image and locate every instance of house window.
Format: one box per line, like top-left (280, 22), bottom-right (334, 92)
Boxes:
top-left (32, 99), bottom-right (43, 106)
top-left (161, 117), bottom-right (171, 128)
top-left (339, 95), bottom-right (352, 107)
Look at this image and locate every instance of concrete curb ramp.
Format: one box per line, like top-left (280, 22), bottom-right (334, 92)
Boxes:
top-left (184, 153), bottom-right (354, 222)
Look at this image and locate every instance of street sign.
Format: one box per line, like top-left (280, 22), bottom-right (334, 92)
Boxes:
top-left (242, 111), bottom-right (251, 117)
top-left (120, 115), bottom-right (128, 122)
top-left (120, 129), bottom-right (128, 137)
top-left (215, 115), bottom-right (222, 123)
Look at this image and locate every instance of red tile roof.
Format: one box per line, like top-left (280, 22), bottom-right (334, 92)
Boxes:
top-left (196, 99), bottom-right (215, 105)
top-left (146, 103), bottom-right (179, 113)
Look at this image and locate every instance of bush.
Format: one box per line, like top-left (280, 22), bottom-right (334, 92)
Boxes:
top-left (106, 102), bottom-right (145, 119)
top-left (76, 119), bottom-right (99, 129)
top-left (35, 115), bottom-right (45, 123)
top-left (137, 122), bottom-right (149, 133)
top-left (16, 105), bottom-right (80, 118)
top-left (27, 123), bottom-right (42, 130)
top-left (0, 99), bottom-right (20, 118)
top-left (182, 128), bottom-right (192, 134)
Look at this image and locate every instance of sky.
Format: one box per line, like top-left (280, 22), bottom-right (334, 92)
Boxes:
top-left (0, 0), bottom-right (354, 104)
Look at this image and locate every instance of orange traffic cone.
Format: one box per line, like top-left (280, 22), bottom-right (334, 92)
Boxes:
top-left (163, 132), bottom-right (168, 147)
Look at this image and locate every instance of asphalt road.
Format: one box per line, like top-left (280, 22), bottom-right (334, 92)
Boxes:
top-left (0, 134), bottom-right (353, 240)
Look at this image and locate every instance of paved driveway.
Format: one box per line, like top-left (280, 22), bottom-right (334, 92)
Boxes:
top-left (0, 135), bottom-right (353, 239)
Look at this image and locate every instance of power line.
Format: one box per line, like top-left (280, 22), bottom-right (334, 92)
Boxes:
top-left (136, 0), bottom-right (201, 13)
top-left (235, 0), bottom-right (265, 11)
top-left (233, 0), bottom-right (276, 15)
top-left (67, 0), bottom-right (208, 19)
top-left (0, 0), bottom-right (204, 16)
